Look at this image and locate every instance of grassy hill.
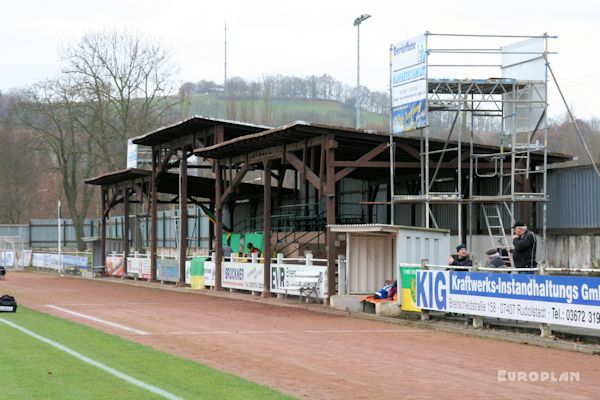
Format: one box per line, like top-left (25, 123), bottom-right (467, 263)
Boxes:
top-left (183, 93), bottom-right (390, 132)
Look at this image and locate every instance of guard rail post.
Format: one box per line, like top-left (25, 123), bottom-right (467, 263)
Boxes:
top-left (420, 259), bottom-right (430, 321)
top-left (472, 260), bottom-right (484, 329)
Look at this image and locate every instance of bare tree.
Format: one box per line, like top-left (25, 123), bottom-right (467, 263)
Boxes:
top-left (9, 30), bottom-right (180, 249)
top-left (0, 98), bottom-right (47, 223)
top-left (61, 30), bottom-right (180, 170)
top-left (11, 78), bottom-right (99, 249)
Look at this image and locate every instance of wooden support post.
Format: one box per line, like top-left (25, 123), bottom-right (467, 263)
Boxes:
top-left (319, 138), bottom-right (326, 199)
top-left (150, 148), bottom-right (158, 281)
top-left (263, 160), bottom-right (272, 298)
top-left (227, 199), bottom-right (235, 240)
top-left (326, 134), bottom-right (336, 303)
top-left (215, 161), bottom-right (223, 291)
top-left (179, 150), bottom-right (188, 287)
top-left (100, 188), bottom-right (107, 268)
top-left (208, 199), bottom-right (215, 252)
top-left (123, 189), bottom-right (129, 276)
top-left (303, 145), bottom-right (309, 217)
top-left (311, 146), bottom-right (317, 211)
top-left (214, 127), bottom-right (224, 291)
top-left (277, 166), bottom-right (284, 211)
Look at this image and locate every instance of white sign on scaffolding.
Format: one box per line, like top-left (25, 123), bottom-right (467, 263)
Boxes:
top-left (501, 37), bottom-right (547, 136)
top-left (391, 34), bottom-right (428, 134)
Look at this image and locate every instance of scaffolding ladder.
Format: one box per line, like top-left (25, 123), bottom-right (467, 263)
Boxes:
top-left (480, 203), bottom-right (514, 266)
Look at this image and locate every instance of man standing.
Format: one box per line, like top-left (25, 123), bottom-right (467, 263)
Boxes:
top-left (448, 244), bottom-right (473, 270)
top-left (511, 221), bottom-right (537, 272)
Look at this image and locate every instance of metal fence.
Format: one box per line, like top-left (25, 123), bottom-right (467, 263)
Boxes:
top-left (0, 208), bottom-right (211, 250)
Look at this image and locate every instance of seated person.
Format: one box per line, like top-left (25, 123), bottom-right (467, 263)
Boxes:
top-left (387, 280), bottom-right (398, 300)
top-left (485, 247), bottom-right (506, 268)
top-left (374, 280), bottom-right (397, 300)
top-left (245, 242), bottom-right (261, 258)
top-left (448, 244), bottom-right (473, 270)
top-left (222, 244), bottom-right (233, 260)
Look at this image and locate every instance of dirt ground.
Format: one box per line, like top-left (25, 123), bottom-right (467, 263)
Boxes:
top-left (2, 272), bottom-right (599, 399)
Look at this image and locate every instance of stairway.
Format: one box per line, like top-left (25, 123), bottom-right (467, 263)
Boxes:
top-left (272, 231), bottom-right (327, 258)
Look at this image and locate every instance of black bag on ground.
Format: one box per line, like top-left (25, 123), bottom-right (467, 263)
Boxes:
top-left (0, 294), bottom-right (17, 312)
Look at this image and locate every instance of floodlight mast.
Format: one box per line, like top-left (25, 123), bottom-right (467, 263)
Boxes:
top-left (353, 14), bottom-right (371, 129)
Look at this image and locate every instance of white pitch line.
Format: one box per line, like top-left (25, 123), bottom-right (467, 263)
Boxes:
top-left (46, 305), bottom-right (149, 335)
top-left (157, 329), bottom-right (428, 335)
top-left (49, 301), bottom-right (236, 307)
top-left (303, 329), bottom-right (429, 334)
top-left (0, 317), bottom-right (183, 400)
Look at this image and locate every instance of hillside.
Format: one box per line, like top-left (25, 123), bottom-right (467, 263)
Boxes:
top-left (179, 94), bottom-right (598, 164)
top-left (181, 93), bottom-right (390, 132)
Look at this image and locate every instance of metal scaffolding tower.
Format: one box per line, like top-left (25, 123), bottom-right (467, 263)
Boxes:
top-left (392, 32), bottom-right (556, 263)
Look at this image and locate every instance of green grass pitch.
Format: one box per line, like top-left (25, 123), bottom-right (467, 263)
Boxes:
top-left (0, 307), bottom-right (294, 400)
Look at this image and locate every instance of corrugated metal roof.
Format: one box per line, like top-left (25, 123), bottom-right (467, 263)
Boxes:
top-left (193, 120), bottom-right (390, 159)
top-left (85, 168), bottom-right (292, 199)
top-left (328, 224), bottom-right (400, 233)
top-left (328, 223), bottom-right (449, 234)
top-left (132, 115), bottom-right (271, 146)
top-left (84, 168), bottom-right (151, 186)
top-left (193, 120), bottom-right (571, 165)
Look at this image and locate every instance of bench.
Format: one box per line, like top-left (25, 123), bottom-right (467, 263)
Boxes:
top-left (360, 293), bottom-right (398, 312)
top-left (65, 266), bottom-right (80, 275)
top-left (281, 271), bottom-right (320, 303)
top-left (91, 266), bottom-right (107, 278)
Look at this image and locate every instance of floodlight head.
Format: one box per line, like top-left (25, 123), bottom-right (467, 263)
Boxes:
top-left (353, 14), bottom-right (371, 26)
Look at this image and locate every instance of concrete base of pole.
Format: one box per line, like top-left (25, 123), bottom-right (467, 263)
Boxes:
top-left (540, 323), bottom-right (552, 338)
top-left (473, 316), bottom-right (484, 329)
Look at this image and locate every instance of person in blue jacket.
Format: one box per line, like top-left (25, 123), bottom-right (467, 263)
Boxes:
top-left (448, 243), bottom-right (473, 271)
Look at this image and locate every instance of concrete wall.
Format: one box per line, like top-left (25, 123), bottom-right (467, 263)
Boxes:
top-left (546, 235), bottom-right (600, 268)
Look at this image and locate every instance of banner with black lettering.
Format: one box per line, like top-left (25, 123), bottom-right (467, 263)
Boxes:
top-left (416, 270), bottom-right (600, 330)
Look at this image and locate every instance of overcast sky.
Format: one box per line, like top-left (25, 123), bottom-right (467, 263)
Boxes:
top-left (2, 0), bottom-right (599, 118)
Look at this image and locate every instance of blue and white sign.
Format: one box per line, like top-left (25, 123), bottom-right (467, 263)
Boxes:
top-left (391, 34), bottom-right (428, 134)
top-left (31, 253), bottom-right (88, 270)
top-left (417, 270), bottom-right (600, 330)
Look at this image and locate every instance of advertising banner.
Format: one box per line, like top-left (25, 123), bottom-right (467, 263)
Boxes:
top-left (140, 258), bottom-right (151, 280)
top-left (32, 253), bottom-right (45, 268)
top-left (30, 253), bottom-right (87, 270)
top-left (105, 256), bottom-right (124, 277)
top-left (62, 255), bottom-right (88, 269)
top-left (20, 250), bottom-right (33, 267)
top-left (0, 251), bottom-right (15, 267)
top-left (270, 264), bottom-right (327, 298)
top-left (204, 261), bottom-right (215, 286)
top-left (202, 261), bottom-right (327, 298)
top-left (223, 262), bottom-right (264, 291)
top-left (127, 258), bottom-right (139, 277)
top-left (417, 270), bottom-right (600, 330)
top-left (157, 258), bottom-right (179, 282)
top-left (391, 34), bottom-right (428, 134)
top-left (399, 266), bottom-right (420, 312)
